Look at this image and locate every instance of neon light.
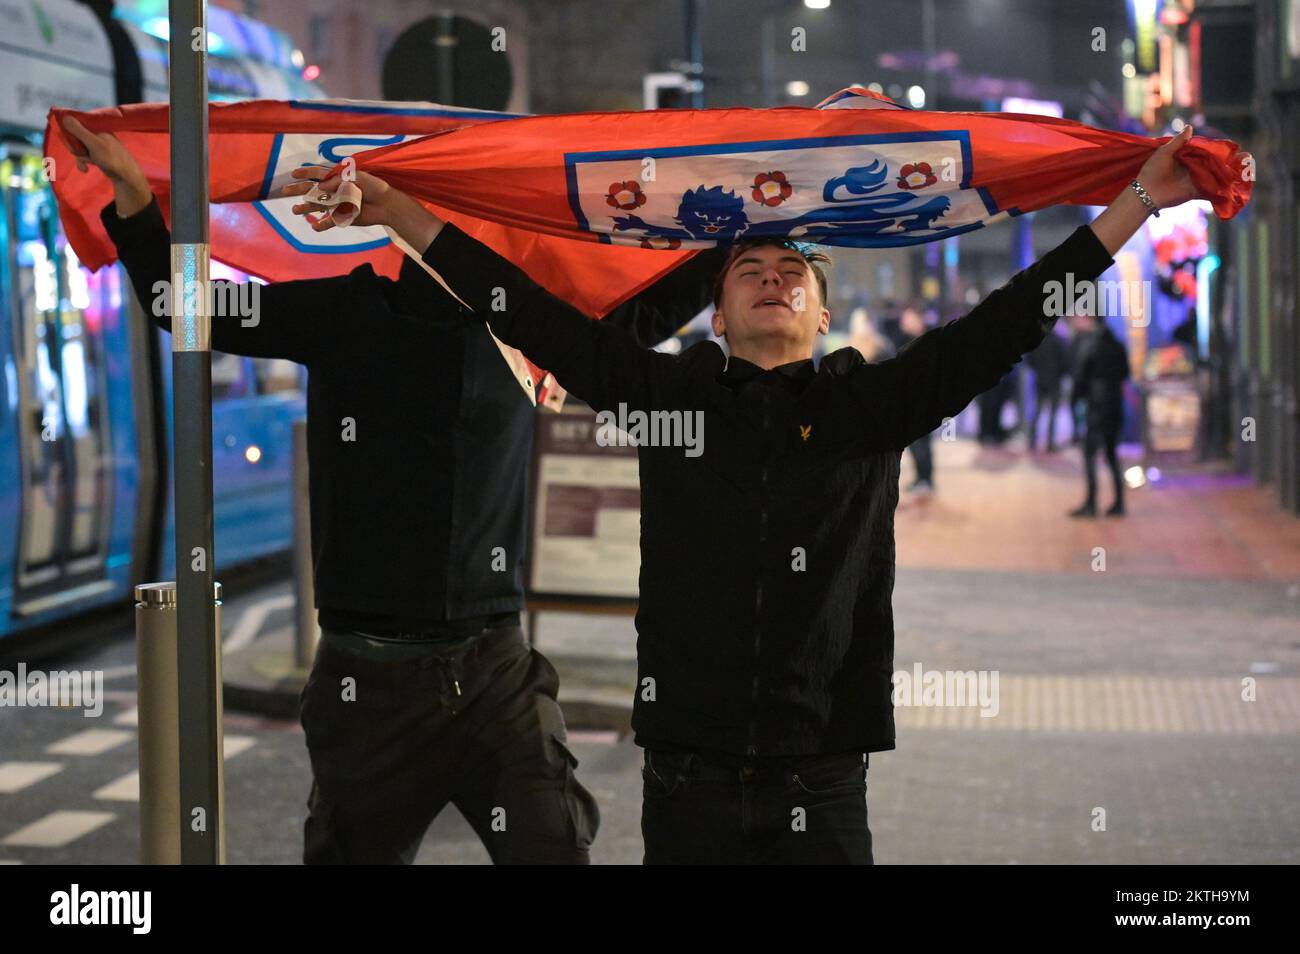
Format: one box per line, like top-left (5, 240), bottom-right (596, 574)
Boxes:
top-left (65, 244), bottom-right (90, 311)
top-left (1196, 253), bottom-right (1220, 361)
top-left (142, 16), bottom-right (169, 40)
top-left (28, 242), bottom-right (57, 313)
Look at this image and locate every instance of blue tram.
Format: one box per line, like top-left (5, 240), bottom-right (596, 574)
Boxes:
top-left (0, 1), bottom-right (323, 650)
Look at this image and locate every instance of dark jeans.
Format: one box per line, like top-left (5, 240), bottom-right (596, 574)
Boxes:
top-left (978, 373), bottom-right (1017, 443)
top-left (1082, 419), bottom-right (1123, 508)
top-left (640, 748), bottom-right (873, 864)
top-left (908, 430), bottom-right (934, 484)
top-left (1029, 387), bottom-right (1061, 450)
top-left (299, 625), bottom-right (599, 864)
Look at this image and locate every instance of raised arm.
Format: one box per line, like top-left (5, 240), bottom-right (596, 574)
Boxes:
top-left (854, 125), bottom-right (1248, 451)
top-left (600, 247), bottom-right (728, 347)
top-left (100, 194), bottom-right (348, 363)
top-left (853, 224), bottom-right (1113, 450)
top-left (278, 167), bottom-right (688, 411)
top-left (420, 226), bottom-right (688, 412)
top-left (65, 119), bottom-right (446, 363)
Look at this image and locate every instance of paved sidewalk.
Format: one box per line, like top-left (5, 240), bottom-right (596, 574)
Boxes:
top-left (1, 437), bottom-right (1295, 864)
top-left (894, 438), bottom-right (1300, 580)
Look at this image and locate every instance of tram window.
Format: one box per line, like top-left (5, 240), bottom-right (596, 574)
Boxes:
top-left (211, 351), bottom-right (249, 401)
top-left (253, 357), bottom-right (302, 395)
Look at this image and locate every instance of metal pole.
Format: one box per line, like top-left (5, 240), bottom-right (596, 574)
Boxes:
top-left (436, 12), bottom-right (456, 105)
top-left (684, 0), bottom-right (703, 108)
top-left (760, 14), bottom-right (775, 106)
top-left (135, 582), bottom-right (223, 864)
top-left (292, 420), bottom-right (319, 668)
top-left (922, 0), bottom-right (936, 106)
top-left (168, 0), bottom-right (221, 864)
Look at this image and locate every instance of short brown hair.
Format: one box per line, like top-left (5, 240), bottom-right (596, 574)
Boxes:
top-left (712, 238), bottom-right (832, 310)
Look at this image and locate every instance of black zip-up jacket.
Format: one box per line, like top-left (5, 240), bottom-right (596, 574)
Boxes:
top-left (429, 221), bottom-right (1114, 757)
top-left (102, 196), bottom-right (722, 631)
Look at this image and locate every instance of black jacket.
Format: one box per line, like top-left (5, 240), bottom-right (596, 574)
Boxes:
top-left (421, 222), bottom-right (1112, 756)
top-left (1070, 325), bottom-right (1131, 424)
top-left (102, 196), bottom-right (722, 631)
top-left (1027, 329), bottom-right (1069, 392)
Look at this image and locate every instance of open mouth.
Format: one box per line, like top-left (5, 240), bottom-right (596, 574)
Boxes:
top-left (753, 297), bottom-right (790, 310)
top-left (703, 224), bottom-right (721, 233)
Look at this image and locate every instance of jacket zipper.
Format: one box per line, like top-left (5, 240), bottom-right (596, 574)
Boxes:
top-left (747, 389), bottom-right (771, 758)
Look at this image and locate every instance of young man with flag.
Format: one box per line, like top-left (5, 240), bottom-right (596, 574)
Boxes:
top-left (60, 115), bottom-right (725, 865)
top-left (288, 124), bottom-right (1238, 864)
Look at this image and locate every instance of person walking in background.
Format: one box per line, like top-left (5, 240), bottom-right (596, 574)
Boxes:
top-left (884, 304), bottom-right (936, 494)
top-left (1068, 313), bottom-right (1132, 517)
top-left (1026, 327), bottom-right (1069, 452)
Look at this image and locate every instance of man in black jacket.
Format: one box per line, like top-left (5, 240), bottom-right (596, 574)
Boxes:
top-left (1068, 313), bottom-right (1133, 517)
top-left (1027, 327), bottom-right (1070, 452)
top-left (62, 116), bottom-right (722, 865)
top-left (293, 126), bottom-right (1226, 864)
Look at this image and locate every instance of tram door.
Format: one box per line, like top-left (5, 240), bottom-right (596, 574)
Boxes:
top-left (3, 146), bottom-right (115, 615)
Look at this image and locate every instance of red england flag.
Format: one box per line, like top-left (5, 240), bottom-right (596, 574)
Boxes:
top-left (46, 87), bottom-right (1250, 335)
top-left (341, 85), bottom-right (1248, 250)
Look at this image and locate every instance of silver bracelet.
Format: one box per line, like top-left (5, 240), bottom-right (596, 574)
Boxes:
top-left (1129, 179), bottom-right (1159, 217)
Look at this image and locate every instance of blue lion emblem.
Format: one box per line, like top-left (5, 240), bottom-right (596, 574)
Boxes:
top-left (613, 185), bottom-right (751, 241)
top-left (609, 160), bottom-right (952, 245)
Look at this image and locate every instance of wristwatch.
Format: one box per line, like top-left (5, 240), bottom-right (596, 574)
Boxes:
top-left (1129, 179), bottom-right (1160, 217)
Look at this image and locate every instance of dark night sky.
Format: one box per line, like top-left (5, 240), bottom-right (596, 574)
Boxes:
top-left (528, 0), bottom-right (1133, 117)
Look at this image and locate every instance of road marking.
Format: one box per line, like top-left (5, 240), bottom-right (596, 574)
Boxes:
top-left (224, 736), bottom-right (256, 759)
top-left (45, 728), bottom-right (133, 756)
top-left (0, 762), bottom-right (63, 794)
top-left (3, 811), bottom-right (115, 848)
top-left (894, 675), bottom-right (1300, 733)
top-left (224, 594), bottom-right (295, 653)
top-left (93, 771), bottom-right (139, 802)
top-left (99, 592), bottom-right (294, 681)
top-left (114, 707), bottom-right (138, 727)
top-left (568, 730), bottom-right (619, 744)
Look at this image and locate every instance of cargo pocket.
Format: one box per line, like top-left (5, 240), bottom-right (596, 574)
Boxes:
top-left (297, 672), bottom-right (314, 732)
top-left (549, 732), bottom-right (600, 851)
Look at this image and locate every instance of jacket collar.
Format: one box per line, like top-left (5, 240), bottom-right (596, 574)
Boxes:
top-left (722, 354), bottom-right (816, 386)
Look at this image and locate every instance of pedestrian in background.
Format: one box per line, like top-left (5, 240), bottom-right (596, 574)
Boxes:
top-left (884, 304), bottom-right (936, 494)
top-left (1069, 313), bottom-right (1132, 517)
top-left (1027, 327), bottom-right (1069, 452)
